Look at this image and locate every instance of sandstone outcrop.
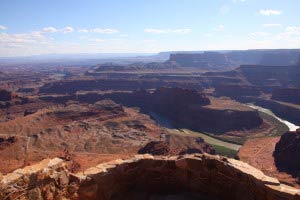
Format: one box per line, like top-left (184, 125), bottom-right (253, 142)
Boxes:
top-left (274, 131), bottom-right (300, 174)
top-left (138, 136), bottom-right (216, 156)
top-left (1, 154), bottom-right (300, 200)
top-left (0, 158), bottom-right (69, 200)
top-left (138, 141), bottom-right (170, 155)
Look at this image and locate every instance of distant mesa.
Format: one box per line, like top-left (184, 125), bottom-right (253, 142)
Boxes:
top-left (85, 50), bottom-right (300, 72)
top-left (259, 53), bottom-right (299, 66)
top-left (169, 52), bottom-right (231, 69)
top-left (168, 49), bottom-right (300, 69)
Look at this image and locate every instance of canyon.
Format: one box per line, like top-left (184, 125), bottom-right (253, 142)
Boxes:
top-left (1, 50), bottom-right (300, 199)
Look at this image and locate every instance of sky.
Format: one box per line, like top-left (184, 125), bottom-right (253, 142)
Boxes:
top-left (0, 0), bottom-right (300, 57)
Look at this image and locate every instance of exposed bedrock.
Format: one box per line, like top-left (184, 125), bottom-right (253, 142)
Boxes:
top-left (92, 88), bottom-right (260, 133)
top-left (2, 154), bottom-right (300, 200)
top-left (176, 107), bottom-right (262, 133)
top-left (115, 88), bottom-right (261, 134)
top-left (38, 79), bottom-right (203, 94)
top-left (40, 88), bottom-right (263, 133)
top-left (204, 62), bottom-right (300, 93)
top-left (272, 88), bottom-right (300, 105)
top-left (138, 135), bottom-right (216, 156)
top-left (274, 130), bottom-right (300, 174)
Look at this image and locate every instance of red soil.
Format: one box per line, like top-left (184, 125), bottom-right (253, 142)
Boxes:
top-left (238, 137), bottom-right (299, 188)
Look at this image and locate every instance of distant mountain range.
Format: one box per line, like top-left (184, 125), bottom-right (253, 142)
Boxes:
top-left (1, 49), bottom-right (300, 68)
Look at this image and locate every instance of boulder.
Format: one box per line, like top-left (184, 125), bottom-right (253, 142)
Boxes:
top-left (274, 131), bottom-right (300, 173)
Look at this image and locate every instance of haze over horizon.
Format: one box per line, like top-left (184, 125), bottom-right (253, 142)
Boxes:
top-left (0, 0), bottom-right (300, 57)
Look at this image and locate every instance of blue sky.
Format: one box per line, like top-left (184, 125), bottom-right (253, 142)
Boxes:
top-left (0, 0), bottom-right (300, 56)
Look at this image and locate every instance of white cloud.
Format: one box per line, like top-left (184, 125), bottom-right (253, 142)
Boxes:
top-left (92, 28), bottom-right (119, 34)
top-left (259, 9), bottom-right (282, 16)
top-left (42, 27), bottom-right (58, 33)
top-left (285, 26), bottom-right (300, 34)
top-left (263, 23), bottom-right (281, 27)
top-left (78, 28), bottom-right (119, 34)
top-left (144, 28), bottom-right (168, 34)
top-left (172, 29), bottom-right (191, 34)
top-left (0, 25), bottom-right (7, 30)
top-left (78, 29), bottom-right (89, 33)
top-left (0, 32), bottom-right (47, 45)
top-left (277, 26), bottom-right (300, 40)
top-left (250, 32), bottom-right (270, 37)
top-left (42, 26), bottom-right (74, 33)
top-left (144, 28), bottom-right (191, 34)
top-left (62, 26), bottom-right (74, 33)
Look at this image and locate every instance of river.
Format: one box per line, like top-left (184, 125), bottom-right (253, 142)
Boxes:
top-left (150, 104), bottom-right (299, 152)
top-left (246, 104), bottom-right (299, 131)
top-left (150, 112), bottom-right (241, 151)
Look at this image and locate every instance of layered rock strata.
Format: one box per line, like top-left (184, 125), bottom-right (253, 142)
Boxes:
top-left (1, 154), bottom-right (300, 200)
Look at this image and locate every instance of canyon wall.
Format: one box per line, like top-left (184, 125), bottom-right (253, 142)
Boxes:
top-left (259, 52), bottom-right (300, 66)
top-left (272, 88), bottom-right (300, 105)
top-left (39, 79), bottom-right (202, 94)
top-left (169, 52), bottom-right (231, 68)
top-left (40, 88), bottom-right (263, 134)
top-left (214, 84), bottom-right (262, 99)
top-left (239, 96), bottom-right (300, 125)
top-left (0, 89), bottom-right (11, 101)
top-left (1, 154), bottom-right (300, 200)
top-left (238, 65), bottom-right (300, 88)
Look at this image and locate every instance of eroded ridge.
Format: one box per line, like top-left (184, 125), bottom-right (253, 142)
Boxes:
top-left (1, 154), bottom-right (300, 200)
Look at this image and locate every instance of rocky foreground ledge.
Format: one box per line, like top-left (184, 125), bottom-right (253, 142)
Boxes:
top-left (1, 154), bottom-right (300, 200)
